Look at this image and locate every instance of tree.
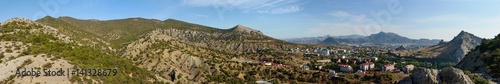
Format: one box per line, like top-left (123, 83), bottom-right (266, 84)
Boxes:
top-left (170, 70), bottom-right (176, 81)
top-left (0, 52), bottom-right (4, 59)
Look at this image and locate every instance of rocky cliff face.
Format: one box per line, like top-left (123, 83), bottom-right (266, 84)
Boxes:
top-left (403, 31), bottom-right (482, 63)
top-left (437, 31), bottom-right (482, 62)
top-left (455, 50), bottom-right (487, 73)
top-left (398, 67), bottom-right (473, 84)
top-left (122, 31), bottom-right (213, 83)
top-left (119, 25), bottom-right (305, 83)
top-left (148, 27), bottom-right (301, 54)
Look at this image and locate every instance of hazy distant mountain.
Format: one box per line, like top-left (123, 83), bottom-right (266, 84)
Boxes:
top-left (318, 32), bottom-right (440, 45)
top-left (283, 35), bottom-right (365, 44)
top-left (335, 35), bottom-right (366, 39)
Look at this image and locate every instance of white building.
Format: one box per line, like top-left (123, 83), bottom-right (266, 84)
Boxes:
top-left (317, 59), bottom-right (332, 63)
top-left (382, 64), bottom-right (395, 72)
top-left (319, 49), bottom-right (330, 55)
top-left (360, 62), bottom-right (375, 71)
top-left (339, 64), bottom-right (353, 72)
top-left (372, 57), bottom-right (378, 61)
top-left (403, 64), bottom-right (415, 73)
top-left (256, 80), bottom-right (272, 84)
top-left (329, 70), bottom-right (337, 77)
top-left (355, 70), bottom-right (364, 75)
top-left (264, 62), bottom-right (272, 66)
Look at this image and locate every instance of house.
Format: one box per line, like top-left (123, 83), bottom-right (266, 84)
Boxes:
top-left (339, 64), bottom-right (353, 72)
top-left (319, 49), bottom-right (330, 55)
top-left (315, 66), bottom-right (323, 69)
top-left (355, 70), bottom-right (364, 75)
top-left (382, 64), bottom-right (395, 72)
top-left (256, 80), bottom-right (272, 84)
top-left (372, 57), bottom-right (378, 61)
top-left (343, 58), bottom-right (349, 63)
top-left (304, 65), bottom-right (310, 70)
top-left (338, 55), bottom-right (346, 59)
top-left (393, 69), bottom-right (401, 73)
top-left (360, 62), bottom-right (375, 71)
top-left (304, 53), bottom-right (319, 57)
top-left (317, 59), bottom-right (332, 63)
top-left (403, 64), bottom-right (415, 73)
top-left (329, 70), bottom-right (337, 77)
top-left (336, 58), bottom-right (342, 63)
top-left (264, 62), bottom-right (272, 66)
top-left (337, 49), bottom-right (346, 53)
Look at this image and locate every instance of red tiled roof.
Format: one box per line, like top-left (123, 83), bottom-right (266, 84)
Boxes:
top-left (338, 64), bottom-right (351, 68)
top-left (384, 64), bottom-right (395, 67)
top-left (361, 62), bottom-right (374, 66)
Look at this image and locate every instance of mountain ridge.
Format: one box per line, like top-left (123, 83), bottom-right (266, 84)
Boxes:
top-left (318, 31), bottom-right (440, 45)
top-left (1, 16), bottom-right (315, 83)
top-left (285, 31), bottom-right (440, 45)
top-left (35, 16), bottom-right (299, 53)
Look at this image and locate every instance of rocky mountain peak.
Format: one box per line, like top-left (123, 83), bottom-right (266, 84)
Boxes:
top-left (369, 31), bottom-right (403, 38)
top-left (231, 24), bottom-right (263, 34)
top-left (448, 30), bottom-right (481, 46)
top-left (437, 31), bottom-right (482, 62)
top-left (395, 45), bottom-right (407, 51)
top-left (452, 30), bottom-right (475, 41)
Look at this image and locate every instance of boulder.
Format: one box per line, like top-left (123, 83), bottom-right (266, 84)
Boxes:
top-left (410, 67), bottom-right (439, 84)
top-left (397, 67), bottom-right (439, 84)
top-left (438, 67), bottom-right (474, 84)
top-left (398, 67), bottom-right (474, 84)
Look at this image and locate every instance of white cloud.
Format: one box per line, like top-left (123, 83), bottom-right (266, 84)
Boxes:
top-left (257, 6), bottom-right (302, 14)
top-left (412, 14), bottom-right (468, 23)
top-left (306, 11), bottom-right (385, 36)
top-left (329, 11), bottom-right (370, 23)
top-left (188, 14), bottom-right (209, 18)
top-left (181, 0), bottom-right (308, 14)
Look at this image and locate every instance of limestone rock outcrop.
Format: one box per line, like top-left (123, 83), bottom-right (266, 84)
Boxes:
top-left (438, 67), bottom-right (474, 84)
top-left (398, 67), bottom-right (473, 84)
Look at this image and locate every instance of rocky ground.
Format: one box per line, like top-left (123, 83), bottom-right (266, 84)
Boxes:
top-left (397, 67), bottom-right (474, 84)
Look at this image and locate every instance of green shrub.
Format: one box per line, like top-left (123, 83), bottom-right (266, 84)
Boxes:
top-left (0, 21), bottom-right (158, 83)
top-left (42, 63), bottom-right (52, 69)
top-left (5, 49), bottom-right (13, 53)
top-left (0, 52), bottom-right (4, 59)
top-left (464, 70), bottom-right (472, 75)
top-left (14, 46), bottom-right (21, 50)
top-left (473, 77), bottom-right (489, 84)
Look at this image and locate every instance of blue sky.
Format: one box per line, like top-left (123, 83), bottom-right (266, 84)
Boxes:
top-left (1, 0), bottom-right (500, 40)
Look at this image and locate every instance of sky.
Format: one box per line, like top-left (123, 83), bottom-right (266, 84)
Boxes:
top-left (1, 0), bottom-right (500, 41)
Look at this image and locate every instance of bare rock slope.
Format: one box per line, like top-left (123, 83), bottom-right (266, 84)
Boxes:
top-left (398, 67), bottom-right (473, 84)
